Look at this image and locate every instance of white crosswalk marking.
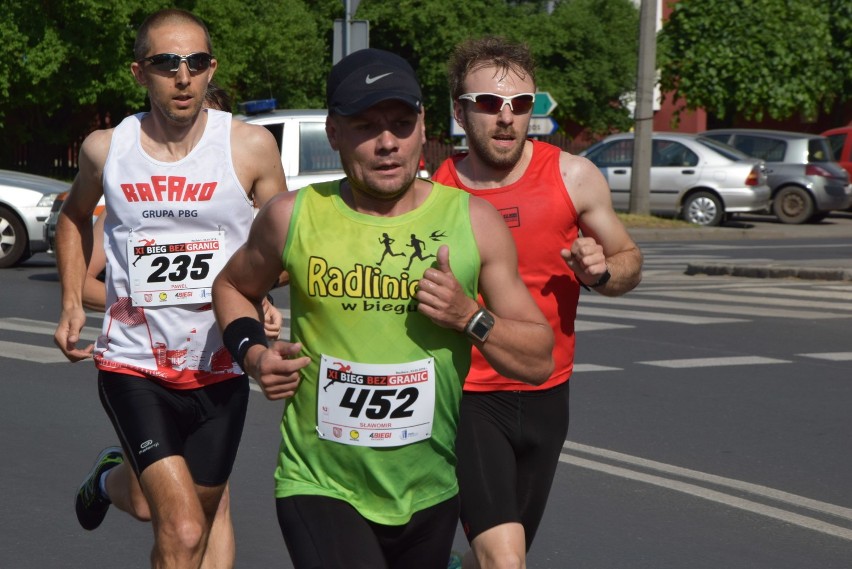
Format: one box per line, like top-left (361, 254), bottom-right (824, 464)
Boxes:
top-left (574, 363), bottom-right (622, 373)
top-left (575, 320), bottom-right (633, 332)
top-left (1, 275), bottom-right (850, 376)
top-left (0, 340), bottom-right (77, 364)
top-left (0, 316), bottom-right (100, 342)
top-left (640, 356), bottom-right (790, 368)
top-left (578, 306), bottom-right (744, 324)
top-left (641, 289), bottom-right (852, 311)
top-left (580, 295), bottom-right (847, 319)
top-left (735, 286), bottom-right (852, 302)
top-left (798, 352), bottom-right (852, 361)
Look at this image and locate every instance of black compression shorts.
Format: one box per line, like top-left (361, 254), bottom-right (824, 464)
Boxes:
top-left (98, 370), bottom-right (249, 485)
top-left (455, 381), bottom-right (570, 548)
top-left (276, 494), bottom-right (460, 569)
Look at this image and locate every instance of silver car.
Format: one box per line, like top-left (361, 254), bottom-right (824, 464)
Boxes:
top-left (700, 129), bottom-right (852, 224)
top-left (0, 169), bottom-right (68, 268)
top-left (579, 133), bottom-right (771, 226)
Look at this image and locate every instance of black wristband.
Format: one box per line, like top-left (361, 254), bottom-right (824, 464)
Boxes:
top-left (222, 317), bottom-right (269, 372)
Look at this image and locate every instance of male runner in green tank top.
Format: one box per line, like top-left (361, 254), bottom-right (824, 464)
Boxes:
top-left (213, 48), bottom-right (554, 569)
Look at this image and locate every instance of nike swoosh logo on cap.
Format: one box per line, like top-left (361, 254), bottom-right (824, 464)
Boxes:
top-left (365, 72), bottom-right (393, 84)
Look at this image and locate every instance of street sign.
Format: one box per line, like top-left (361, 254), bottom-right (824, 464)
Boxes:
top-left (533, 92), bottom-right (557, 116)
top-left (527, 117), bottom-right (559, 136)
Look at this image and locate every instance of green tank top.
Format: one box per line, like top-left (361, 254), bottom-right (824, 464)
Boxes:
top-left (275, 180), bottom-right (480, 525)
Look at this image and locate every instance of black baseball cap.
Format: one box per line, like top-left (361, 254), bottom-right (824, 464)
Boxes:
top-left (326, 48), bottom-right (422, 116)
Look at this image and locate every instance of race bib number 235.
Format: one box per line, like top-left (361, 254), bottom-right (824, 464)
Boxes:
top-left (127, 230), bottom-right (226, 306)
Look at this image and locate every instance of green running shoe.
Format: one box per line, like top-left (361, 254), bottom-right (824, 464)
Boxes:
top-left (74, 446), bottom-right (123, 530)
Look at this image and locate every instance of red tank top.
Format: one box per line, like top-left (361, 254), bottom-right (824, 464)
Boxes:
top-left (433, 140), bottom-right (580, 391)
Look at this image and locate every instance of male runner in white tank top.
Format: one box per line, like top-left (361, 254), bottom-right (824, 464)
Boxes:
top-left (53, 9), bottom-right (287, 568)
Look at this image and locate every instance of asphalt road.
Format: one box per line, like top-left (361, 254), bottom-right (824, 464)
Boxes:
top-left (2, 215), bottom-right (852, 568)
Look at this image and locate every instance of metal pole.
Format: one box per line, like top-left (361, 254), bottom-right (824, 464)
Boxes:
top-left (343, 0), bottom-right (351, 58)
top-left (629, 0), bottom-right (657, 215)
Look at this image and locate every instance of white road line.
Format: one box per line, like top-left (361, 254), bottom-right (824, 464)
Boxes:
top-left (0, 317), bottom-right (100, 342)
top-left (565, 442), bottom-right (852, 521)
top-left (578, 306), bottom-right (744, 325)
top-left (575, 320), bottom-right (634, 332)
top-left (560, 452), bottom-right (852, 541)
top-left (646, 290), bottom-right (852, 311)
top-left (580, 296), bottom-right (843, 320)
top-left (731, 286), bottom-right (852, 302)
top-left (798, 352), bottom-right (852, 361)
top-left (0, 341), bottom-right (79, 364)
top-left (573, 364), bottom-right (622, 373)
top-left (640, 356), bottom-right (790, 368)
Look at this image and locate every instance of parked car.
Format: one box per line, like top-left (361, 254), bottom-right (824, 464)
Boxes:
top-left (235, 102), bottom-right (429, 191)
top-left (822, 126), bottom-right (852, 180)
top-left (579, 132), bottom-right (771, 226)
top-left (700, 129), bottom-right (852, 224)
top-left (0, 169), bottom-right (68, 268)
top-left (44, 192), bottom-right (105, 256)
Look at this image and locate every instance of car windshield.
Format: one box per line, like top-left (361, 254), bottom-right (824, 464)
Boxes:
top-left (696, 137), bottom-right (750, 161)
top-left (807, 138), bottom-right (832, 163)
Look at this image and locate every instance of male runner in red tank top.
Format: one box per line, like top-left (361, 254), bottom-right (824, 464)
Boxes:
top-left (434, 36), bottom-right (643, 569)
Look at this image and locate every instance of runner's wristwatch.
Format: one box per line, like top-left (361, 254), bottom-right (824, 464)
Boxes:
top-left (464, 308), bottom-right (495, 342)
top-left (589, 267), bottom-right (611, 288)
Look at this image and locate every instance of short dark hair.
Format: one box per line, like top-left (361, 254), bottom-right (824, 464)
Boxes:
top-left (447, 36), bottom-right (536, 99)
top-left (205, 82), bottom-right (232, 113)
top-left (134, 9), bottom-right (213, 61)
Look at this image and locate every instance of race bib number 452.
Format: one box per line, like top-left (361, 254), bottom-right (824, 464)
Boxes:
top-left (317, 355), bottom-right (435, 448)
top-left (127, 231), bottom-right (226, 306)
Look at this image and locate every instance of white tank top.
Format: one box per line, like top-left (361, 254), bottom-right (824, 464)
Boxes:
top-left (96, 109), bottom-right (253, 388)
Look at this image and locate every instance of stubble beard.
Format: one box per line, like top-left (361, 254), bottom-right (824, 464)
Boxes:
top-left (467, 123), bottom-right (526, 171)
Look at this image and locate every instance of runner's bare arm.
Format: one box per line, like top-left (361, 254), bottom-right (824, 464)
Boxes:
top-left (417, 198), bottom-right (554, 385)
top-left (82, 211), bottom-right (107, 312)
top-left (231, 120), bottom-right (287, 208)
top-left (54, 129), bottom-right (112, 361)
top-left (213, 192), bottom-right (309, 399)
top-left (560, 153), bottom-right (642, 296)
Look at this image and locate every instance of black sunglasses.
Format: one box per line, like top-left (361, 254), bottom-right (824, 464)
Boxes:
top-left (458, 92), bottom-right (536, 114)
top-left (138, 52), bottom-right (214, 74)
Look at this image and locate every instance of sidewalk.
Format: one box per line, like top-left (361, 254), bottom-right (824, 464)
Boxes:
top-left (627, 215), bottom-right (852, 282)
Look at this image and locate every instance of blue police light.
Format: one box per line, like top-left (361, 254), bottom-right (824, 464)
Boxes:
top-left (239, 98), bottom-right (277, 115)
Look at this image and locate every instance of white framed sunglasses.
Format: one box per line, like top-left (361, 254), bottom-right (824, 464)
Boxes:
top-left (458, 92), bottom-right (536, 114)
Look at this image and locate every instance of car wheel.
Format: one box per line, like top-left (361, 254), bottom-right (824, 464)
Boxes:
top-left (772, 186), bottom-right (813, 224)
top-left (0, 205), bottom-right (29, 268)
top-left (682, 191), bottom-right (723, 226)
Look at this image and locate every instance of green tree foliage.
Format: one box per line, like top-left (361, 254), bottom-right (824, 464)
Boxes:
top-left (529, 0), bottom-right (638, 133)
top-left (360, 0), bottom-right (638, 136)
top-left (0, 0), bottom-right (157, 170)
top-left (1, 0), bottom-right (639, 172)
top-left (657, 0), bottom-right (842, 122)
top-left (195, 0), bottom-right (327, 109)
top-left (828, 0), bottom-right (852, 102)
top-left (359, 0), bottom-right (518, 137)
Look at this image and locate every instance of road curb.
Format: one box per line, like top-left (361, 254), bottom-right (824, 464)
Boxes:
top-left (685, 263), bottom-right (852, 281)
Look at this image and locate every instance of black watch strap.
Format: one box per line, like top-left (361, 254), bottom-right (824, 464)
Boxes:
top-left (589, 267), bottom-right (611, 288)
